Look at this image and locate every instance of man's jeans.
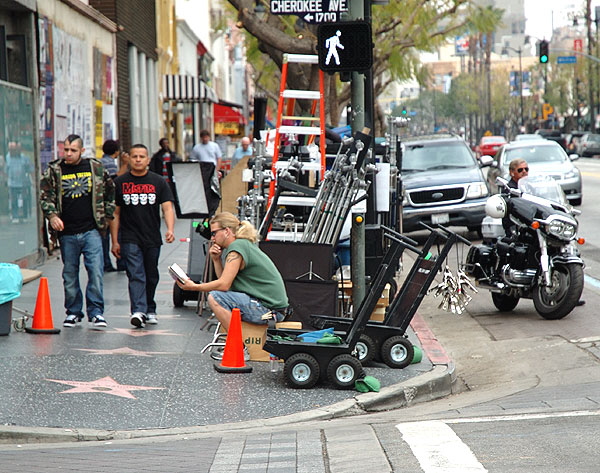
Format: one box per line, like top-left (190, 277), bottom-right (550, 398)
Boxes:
top-left (121, 242), bottom-right (160, 315)
top-left (59, 229), bottom-right (104, 320)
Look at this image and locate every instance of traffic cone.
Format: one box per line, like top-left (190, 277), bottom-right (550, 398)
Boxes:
top-left (214, 308), bottom-right (252, 373)
top-left (25, 277), bottom-right (61, 334)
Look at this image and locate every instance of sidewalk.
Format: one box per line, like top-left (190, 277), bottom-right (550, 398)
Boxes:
top-left (0, 218), bottom-right (454, 443)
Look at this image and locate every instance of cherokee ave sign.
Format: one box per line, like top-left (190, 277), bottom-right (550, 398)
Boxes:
top-left (270, 0), bottom-right (348, 24)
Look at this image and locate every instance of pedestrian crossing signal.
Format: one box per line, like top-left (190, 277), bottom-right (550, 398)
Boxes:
top-left (317, 21), bottom-right (373, 73)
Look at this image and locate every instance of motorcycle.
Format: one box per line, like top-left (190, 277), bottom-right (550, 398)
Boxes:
top-left (464, 175), bottom-right (585, 320)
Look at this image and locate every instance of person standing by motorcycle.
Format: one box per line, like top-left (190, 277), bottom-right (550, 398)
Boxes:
top-left (505, 157), bottom-right (585, 306)
top-left (507, 158), bottom-right (529, 189)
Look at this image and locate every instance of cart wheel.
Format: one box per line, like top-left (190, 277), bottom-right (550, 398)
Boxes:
top-left (327, 354), bottom-right (364, 390)
top-left (380, 336), bottom-right (414, 369)
top-left (173, 283), bottom-right (185, 307)
top-left (284, 353), bottom-right (320, 389)
top-left (354, 334), bottom-right (376, 365)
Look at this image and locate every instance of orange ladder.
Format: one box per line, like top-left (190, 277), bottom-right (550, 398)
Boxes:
top-left (268, 53), bottom-right (326, 204)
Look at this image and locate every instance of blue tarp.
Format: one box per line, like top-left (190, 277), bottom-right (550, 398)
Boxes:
top-left (0, 263), bottom-right (22, 305)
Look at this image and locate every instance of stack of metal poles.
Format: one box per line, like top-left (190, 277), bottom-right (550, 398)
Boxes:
top-left (301, 136), bottom-right (371, 245)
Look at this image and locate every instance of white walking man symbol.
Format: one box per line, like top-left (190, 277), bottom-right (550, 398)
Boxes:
top-left (325, 30), bottom-right (344, 65)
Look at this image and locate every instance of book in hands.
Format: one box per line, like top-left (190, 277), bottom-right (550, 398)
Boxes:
top-left (168, 263), bottom-right (189, 284)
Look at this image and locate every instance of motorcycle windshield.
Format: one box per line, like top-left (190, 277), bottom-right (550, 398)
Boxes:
top-left (518, 175), bottom-right (569, 206)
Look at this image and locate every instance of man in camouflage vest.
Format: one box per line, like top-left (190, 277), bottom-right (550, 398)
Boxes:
top-left (40, 134), bottom-right (115, 329)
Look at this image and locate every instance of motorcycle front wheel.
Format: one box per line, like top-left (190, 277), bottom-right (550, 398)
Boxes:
top-left (532, 263), bottom-right (584, 320)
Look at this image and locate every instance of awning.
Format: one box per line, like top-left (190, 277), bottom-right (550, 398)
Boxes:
top-left (162, 74), bottom-right (218, 103)
top-left (214, 101), bottom-right (246, 124)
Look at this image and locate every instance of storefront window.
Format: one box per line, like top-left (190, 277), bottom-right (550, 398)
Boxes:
top-left (0, 81), bottom-right (38, 263)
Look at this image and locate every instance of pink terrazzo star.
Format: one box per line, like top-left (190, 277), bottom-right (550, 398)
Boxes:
top-left (46, 376), bottom-right (165, 399)
top-left (75, 347), bottom-right (175, 357)
top-left (108, 328), bottom-right (184, 337)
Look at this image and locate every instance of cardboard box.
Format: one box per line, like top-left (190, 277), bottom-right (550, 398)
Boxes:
top-left (241, 321), bottom-right (303, 362)
top-left (369, 306), bottom-right (386, 322)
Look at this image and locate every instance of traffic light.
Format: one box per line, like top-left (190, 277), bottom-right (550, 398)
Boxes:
top-left (317, 21), bottom-right (373, 73)
top-left (401, 107), bottom-right (407, 116)
top-left (539, 40), bottom-right (549, 64)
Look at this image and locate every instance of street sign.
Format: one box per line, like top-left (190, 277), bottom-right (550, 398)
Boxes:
top-left (557, 55), bottom-right (577, 64)
top-left (270, 0), bottom-right (348, 24)
top-left (542, 103), bottom-right (554, 120)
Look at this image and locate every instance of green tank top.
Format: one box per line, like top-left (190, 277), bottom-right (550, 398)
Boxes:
top-left (225, 239), bottom-right (289, 309)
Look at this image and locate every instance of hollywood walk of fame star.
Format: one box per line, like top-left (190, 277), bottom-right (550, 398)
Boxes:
top-left (46, 376), bottom-right (165, 399)
top-left (75, 347), bottom-right (175, 357)
top-left (108, 328), bottom-right (184, 337)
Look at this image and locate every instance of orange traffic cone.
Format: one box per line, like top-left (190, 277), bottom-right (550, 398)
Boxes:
top-left (214, 308), bottom-right (252, 373)
top-left (25, 277), bottom-right (61, 334)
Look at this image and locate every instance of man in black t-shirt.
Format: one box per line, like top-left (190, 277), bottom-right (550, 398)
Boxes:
top-left (40, 134), bottom-right (115, 329)
top-left (111, 143), bottom-right (175, 328)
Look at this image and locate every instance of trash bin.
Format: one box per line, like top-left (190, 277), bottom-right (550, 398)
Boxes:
top-left (0, 301), bottom-right (12, 335)
top-left (0, 263), bottom-right (23, 335)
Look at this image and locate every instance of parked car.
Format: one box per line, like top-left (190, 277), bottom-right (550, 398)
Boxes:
top-left (576, 133), bottom-right (600, 157)
top-left (486, 139), bottom-right (582, 205)
top-left (534, 129), bottom-right (567, 150)
top-left (477, 135), bottom-right (507, 157)
top-left (514, 133), bottom-right (539, 141)
top-left (400, 134), bottom-right (491, 234)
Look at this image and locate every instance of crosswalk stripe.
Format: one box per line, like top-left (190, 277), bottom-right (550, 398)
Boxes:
top-left (396, 420), bottom-right (487, 473)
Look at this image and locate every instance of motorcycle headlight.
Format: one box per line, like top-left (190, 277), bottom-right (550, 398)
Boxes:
top-left (466, 182), bottom-right (489, 199)
top-left (546, 218), bottom-right (577, 240)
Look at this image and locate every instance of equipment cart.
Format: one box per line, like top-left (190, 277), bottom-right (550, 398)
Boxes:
top-left (311, 224), bottom-right (471, 369)
top-left (263, 235), bottom-right (411, 389)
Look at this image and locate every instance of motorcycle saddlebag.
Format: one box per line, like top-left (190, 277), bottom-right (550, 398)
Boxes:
top-left (464, 244), bottom-right (495, 279)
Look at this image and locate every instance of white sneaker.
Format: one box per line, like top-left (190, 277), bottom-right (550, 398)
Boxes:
top-left (130, 312), bottom-right (146, 328)
top-left (146, 313), bottom-right (158, 325)
top-left (90, 315), bottom-right (107, 328)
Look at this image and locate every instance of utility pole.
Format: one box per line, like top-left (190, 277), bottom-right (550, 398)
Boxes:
top-left (518, 48), bottom-right (524, 129)
top-left (349, 0), bottom-right (367, 315)
top-left (587, 0), bottom-right (596, 132)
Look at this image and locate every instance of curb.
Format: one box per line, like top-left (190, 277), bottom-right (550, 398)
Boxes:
top-left (0, 365), bottom-right (454, 445)
top-left (0, 311), bottom-right (455, 444)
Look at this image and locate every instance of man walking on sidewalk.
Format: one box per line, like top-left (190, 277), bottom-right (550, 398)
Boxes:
top-left (40, 134), bottom-right (115, 328)
top-left (111, 143), bottom-right (175, 328)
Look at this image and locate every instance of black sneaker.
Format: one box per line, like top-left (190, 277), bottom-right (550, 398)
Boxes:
top-left (63, 314), bottom-right (82, 328)
top-left (130, 312), bottom-right (146, 328)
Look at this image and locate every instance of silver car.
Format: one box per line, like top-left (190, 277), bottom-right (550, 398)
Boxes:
top-left (486, 139), bottom-right (582, 205)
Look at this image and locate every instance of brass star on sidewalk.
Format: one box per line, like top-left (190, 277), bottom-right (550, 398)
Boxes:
top-left (46, 376), bottom-right (165, 399)
top-left (108, 328), bottom-right (184, 337)
top-left (75, 347), bottom-right (175, 357)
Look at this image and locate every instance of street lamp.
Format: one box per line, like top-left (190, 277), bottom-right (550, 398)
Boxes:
top-left (503, 46), bottom-right (524, 128)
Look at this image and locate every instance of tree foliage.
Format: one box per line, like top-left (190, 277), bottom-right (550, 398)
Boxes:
top-left (227, 0), bottom-right (502, 133)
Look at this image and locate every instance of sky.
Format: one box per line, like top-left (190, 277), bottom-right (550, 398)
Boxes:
top-left (524, 0), bottom-right (600, 41)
